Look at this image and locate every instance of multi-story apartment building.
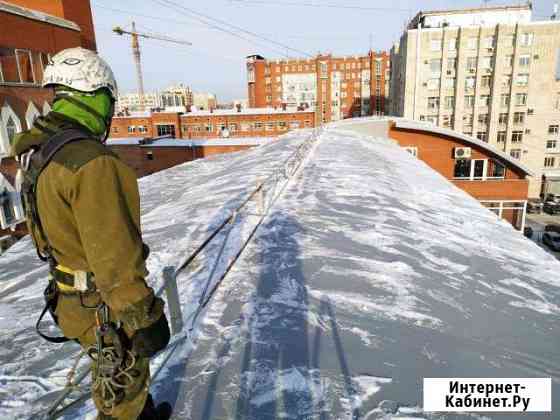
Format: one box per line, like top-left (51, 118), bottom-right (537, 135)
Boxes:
top-left (192, 92), bottom-right (217, 111)
top-left (116, 92), bottom-right (162, 113)
top-left (247, 51), bottom-right (390, 125)
top-left (390, 3), bottom-right (560, 197)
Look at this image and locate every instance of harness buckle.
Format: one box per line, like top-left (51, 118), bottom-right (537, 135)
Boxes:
top-left (74, 271), bottom-right (89, 292)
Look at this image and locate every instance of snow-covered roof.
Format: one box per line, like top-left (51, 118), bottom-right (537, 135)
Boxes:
top-left (1, 127), bottom-right (559, 418)
top-left (184, 107), bottom-right (313, 117)
top-left (0, 1), bottom-right (80, 31)
top-left (106, 137), bottom-right (272, 147)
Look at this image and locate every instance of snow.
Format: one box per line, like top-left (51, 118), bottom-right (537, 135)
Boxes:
top-left (1, 126), bottom-right (560, 419)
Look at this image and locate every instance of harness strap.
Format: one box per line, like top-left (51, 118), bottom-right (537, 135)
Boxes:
top-left (36, 280), bottom-right (70, 343)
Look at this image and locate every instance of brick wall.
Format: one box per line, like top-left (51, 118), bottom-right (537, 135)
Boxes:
top-left (389, 126), bottom-right (529, 201)
top-left (109, 110), bottom-right (315, 140)
top-left (109, 144), bottom-right (257, 178)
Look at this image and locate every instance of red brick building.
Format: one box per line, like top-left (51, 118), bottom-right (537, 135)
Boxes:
top-left (109, 108), bottom-right (315, 140)
top-left (107, 137), bottom-right (269, 178)
top-left (246, 51), bottom-right (390, 125)
top-left (337, 118), bottom-right (531, 230)
top-left (0, 0), bottom-right (96, 242)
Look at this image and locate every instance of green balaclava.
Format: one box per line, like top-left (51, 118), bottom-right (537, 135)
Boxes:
top-left (52, 87), bottom-right (113, 137)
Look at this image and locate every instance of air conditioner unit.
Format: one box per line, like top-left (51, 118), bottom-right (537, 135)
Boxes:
top-left (485, 68), bottom-right (493, 73)
top-left (447, 70), bottom-right (453, 75)
top-left (487, 47), bottom-right (494, 53)
top-left (424, 60), bottom-right (429, 64)
top-left (454, 147), bottom-right (472, 159)
top-left (422, 82), bottom-right (428, 87)
top-left (525, 128), bottom-right (531, 134)
top-left (403, 146), bottom-right (418, 157)
top-left (527, 108), bottom-right (535, 115)
top-left (534, 54), bottom-right (540, 60)
top-left (469, 68), bottom-right (476, 73)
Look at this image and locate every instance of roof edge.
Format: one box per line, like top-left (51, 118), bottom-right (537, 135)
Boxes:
top-left (0, 1), bottom-right (81, 32)
top-left (392, 119), bottom-right (534, 177)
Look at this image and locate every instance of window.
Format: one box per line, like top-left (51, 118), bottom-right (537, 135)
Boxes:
top-left (427, 79), bottom-right (440, 90)
top-left (556, 93), bottom-right (560, 110)
top-left (427, 97), bottom-right (439, 110)
top-left (430, 39), bottom-right (442, 51)
top-left (477, 131), bottom-right (488, 142)
top-left (488, 159), bottom-right (505, 178)
top-left (138, 126), bottom-right (147, 133)
top-left (229, 123), bottom-right (237, 132)
top-left (547, 140), bottom-right (557, 149)
top-left (504, 55), bottom-right (514, 68)
top-left (513, 112), bottom-right (525, 124)
top-left (454, 159), bottom-right (471, 178)
top-left (481, 75), bottom-right (492, 88)
top-left (465, 76), bottom-right (476, 89)
top-left (320, 62), bottom-right (328, 78)
top-left (467, 37), bottom-right (478, 50)
top-left (157, 124), bottom-right (175, 137)
top-left (480, 95), bottom-right (491, 106)
top-left (484, 36), bottom-right (495, 48)
top-left (464, 95), bottom-right (475, 108)
top-left (502, 75), bottom-right (511, 88)
top-left (146, 151), bottom-right (154, 161)
top-left (444, 77), bottom-right (455, 88)
top-left (449, 38), bottom-right (457, 51)
top-left (515, 93), bottom-right (527, 106)
top-left (549, 125), bottom-right (559, 135)
top-left (467, 57), bottom-right (477, 71)
top-left (463, 114), bottom-right (474, 126)
top-left (6, 116), bottom-right (17, 144)
top-left (497, 131), bottom-right (507, 143)
top-left (444, 96), bottom-right (455, 109)
top-left (511, 131), bottom-right (523, 143)
top-left (205, 123), bottom-right (213, 132)
top-left (112, 127), bottom-right (119, 134)
top-left (501, 94), bottom-right (510, 107)
top-left (545, 157), bottom-right (555, 167)
top-left (254, 122), bottom-right (263, 130)
top-left (499, 113), bottom-right (508, 124)
top-left (447, 57), bottom-right (457, 70)
top-left (519, 54), bottom-right (531, 67)
top-left (128, 126), bottom-right (135, 133)
top-left (478, 113), bottom-right (488, 125)
top-left (481, 57), bottom-right (493, 70)
top-left (0, 47), bottom-right (36, 84)
top-left (442, 115), bottom-right (453, 128)
top-left (510, 149), bottom-right (521, 159)
top-left (519, 33), bottom-right (534, 46)
top-left (430, 59), bottom-right (441, 75)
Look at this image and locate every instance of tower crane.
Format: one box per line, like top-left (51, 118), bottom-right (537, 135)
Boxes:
top-left (113, 22), bottom-right (192, 111)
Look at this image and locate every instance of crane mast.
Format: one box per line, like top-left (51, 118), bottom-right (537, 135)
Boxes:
top-left (131, 22), bottom-right (146, 111)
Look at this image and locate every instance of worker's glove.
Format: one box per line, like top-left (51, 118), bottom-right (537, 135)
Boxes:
top-left (130, 311), bottom-right (170, 358)
top-left (120, 295), bottom-right (171, 358)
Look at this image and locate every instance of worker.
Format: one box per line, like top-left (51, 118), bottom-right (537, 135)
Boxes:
top-left (11, 47), bottom-right (171, 420)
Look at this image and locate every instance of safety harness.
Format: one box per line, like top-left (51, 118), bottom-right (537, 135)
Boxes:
top-left (19, 126), bottom-right (96, 343)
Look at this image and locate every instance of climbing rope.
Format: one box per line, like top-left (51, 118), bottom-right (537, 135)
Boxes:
top-left (44, 128), bottom-right (323, 419)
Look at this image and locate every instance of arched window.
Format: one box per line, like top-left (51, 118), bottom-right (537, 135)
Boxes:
top-left (6, 117), bottom-right (16, 145)
top-left (0, 104), bottom-right (22, 155)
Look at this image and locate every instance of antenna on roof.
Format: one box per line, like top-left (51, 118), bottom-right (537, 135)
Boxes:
top-left (553, 3), bottom-right (559, 20)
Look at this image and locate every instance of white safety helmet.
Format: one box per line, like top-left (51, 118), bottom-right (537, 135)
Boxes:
top-left (42, 47), bottom-right (118, 100)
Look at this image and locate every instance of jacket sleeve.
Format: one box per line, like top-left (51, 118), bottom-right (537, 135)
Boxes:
top-left (68, 155), bottom-right (154, 323)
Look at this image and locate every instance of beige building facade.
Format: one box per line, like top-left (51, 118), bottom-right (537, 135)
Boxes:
top-left (391, 4), bottom-right (560, 197)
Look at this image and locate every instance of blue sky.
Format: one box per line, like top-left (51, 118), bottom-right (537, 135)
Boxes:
top-left (91, 0), bottom-right (557, 101)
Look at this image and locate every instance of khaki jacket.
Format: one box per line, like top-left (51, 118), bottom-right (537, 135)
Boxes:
top-left (13, 113), bottom-right (154, 322)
